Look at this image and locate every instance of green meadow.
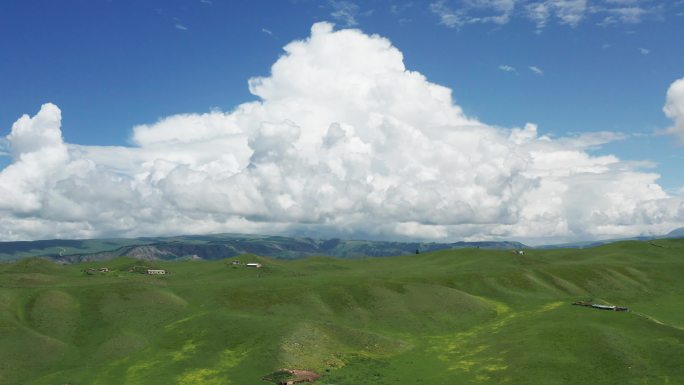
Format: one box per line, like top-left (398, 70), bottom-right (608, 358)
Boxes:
top-left (1, 239), bottom-right (683, 385)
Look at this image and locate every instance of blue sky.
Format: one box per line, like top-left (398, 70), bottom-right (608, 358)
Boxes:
top-left (0, 0), bottom-right (683, 242)
top-left (2, 1), bottom-right (683, 183)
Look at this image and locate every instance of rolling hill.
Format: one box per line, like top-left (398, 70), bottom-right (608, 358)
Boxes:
top-left (0, 238), bottom-right (683, 384)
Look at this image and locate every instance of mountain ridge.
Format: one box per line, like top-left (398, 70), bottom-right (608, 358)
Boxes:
top-left (3, 227), bottom-right (683, 263)
top-left (537, 227), bottom-right (684, 249)
top-left (0, 233), bottom-right (526, 263)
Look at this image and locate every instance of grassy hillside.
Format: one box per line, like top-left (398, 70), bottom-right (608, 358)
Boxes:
top-left (0, 239), bottom-right (683, 384)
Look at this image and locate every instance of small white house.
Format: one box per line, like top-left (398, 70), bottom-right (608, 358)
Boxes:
top-left (246, 263), bottom-right (262, 268)
top-left (147, 269), bottom-right (167, 275)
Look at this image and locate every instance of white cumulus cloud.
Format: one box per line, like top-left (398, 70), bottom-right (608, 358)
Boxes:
top-left (664, 77), bottom-right (684, 143)
top-left (1, 22), bottom-right (683, 244)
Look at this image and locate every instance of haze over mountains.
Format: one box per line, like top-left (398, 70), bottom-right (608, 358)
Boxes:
top-left (1, 227), bottom-right (682, 264)
top-left (537, 227), bottom-right (684, 249)
top-left (0, 233), bottom-right (525, 264)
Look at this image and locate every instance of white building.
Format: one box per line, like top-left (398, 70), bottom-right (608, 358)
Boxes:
top-left (147, 269), bottom-right (167, 275)
top-left (246, 263), bottom-right (262, 268)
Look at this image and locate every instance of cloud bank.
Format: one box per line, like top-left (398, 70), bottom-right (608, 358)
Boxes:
top-left (1, 22), bottom-right (683, 243)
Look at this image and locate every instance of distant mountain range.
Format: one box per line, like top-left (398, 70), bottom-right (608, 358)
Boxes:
top-left (536, 227), bottom-right (684, 249)
top-left (668, 227), bottom-right (684, 238)
top-left (1, 227), bottom-right (682, 263)
top-left (0, 233), bottom-right (526, 263)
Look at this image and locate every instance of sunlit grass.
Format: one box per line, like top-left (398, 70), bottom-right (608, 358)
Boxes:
top-left (1, 239), bottom-right (683, 384)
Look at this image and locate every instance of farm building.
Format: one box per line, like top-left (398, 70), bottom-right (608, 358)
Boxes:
top-left (246, 263), bottom-right (263, 268)
top-left (591, 304), bottom-right (628, 311)
top-left (147, 269), bottom-right (167, 275)
top-left (572, 301), bottom-right (628, 312)
top-left (99, 267), bottom-right (110, 272)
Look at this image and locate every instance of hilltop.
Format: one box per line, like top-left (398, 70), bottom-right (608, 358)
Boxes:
top-left (0, 238), bottom-right (683, 384)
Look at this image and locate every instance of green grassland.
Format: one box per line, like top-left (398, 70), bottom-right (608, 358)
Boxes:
top-left (1, 239), bottom-right (683, 384)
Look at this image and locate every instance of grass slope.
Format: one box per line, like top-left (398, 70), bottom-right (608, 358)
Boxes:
top-left (0, 239), bottom-right (683, 384)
